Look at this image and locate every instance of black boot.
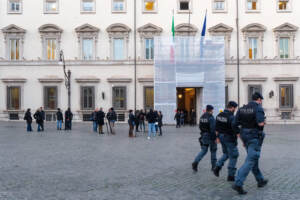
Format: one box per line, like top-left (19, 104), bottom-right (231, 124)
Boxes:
top-left (232, 184), bottom-right (247, 195)
top-left (192, 162), bottom-right (198, 172)
top-left (227, 176), bottom-right (235, 182)
top-left (213, 166), bottom-right (221, 177)
top-left (257, 179), bottom-right (268, 188)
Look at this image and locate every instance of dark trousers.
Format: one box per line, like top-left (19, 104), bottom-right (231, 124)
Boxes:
top-left (65, 120), bottom-right (72, 130)
top-left (158, 126), bottom-right (162, 135)
top-left (176, 119), bottom-right (180, 128)
top-left (40, 121), bottom-right (44, 131)
top-left (27, 123), bottom-right (32, 132)
top-left (135, 121), bottom-right (139, 132)
top-left (129, 124), bottom-right (134, 137)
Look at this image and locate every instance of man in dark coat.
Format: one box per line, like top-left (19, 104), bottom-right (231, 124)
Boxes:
top-left (33, 108), bottom-right (43, 132)
top-left (97, 107), bottom-right (105, 134)
top-left (56, 108), bottom-right (63, 130)
top-left (24, 108), bottom-right (33, 132)
top-left (106, 107), bottom-right (117, 134)
top-left (64, 108), bottom-right (73, 130)
top-left (174, 110), bottom-right (181, 128)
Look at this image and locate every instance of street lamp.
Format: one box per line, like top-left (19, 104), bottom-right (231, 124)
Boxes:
top-left (59, 50), bottom-right (71, 109)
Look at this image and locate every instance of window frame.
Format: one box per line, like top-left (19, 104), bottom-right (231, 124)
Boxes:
top-left (277, 0), bottom-right (292, 12)
top-left (80, 86), bottom-right (95, 110)
top-left (143, 0), bottom-right (157, 13)
top-left (44, 0), bottom-right (59, 14)
top-left (279, 84), bottom-right (293, 109)
top-left (7, 86), bottom-right (21, 110)
top-left (44, 86), bottom-right (58, 110)
top-left (113, 38), bottom-right (125, 60)
top-left (9, 38), bottom-right (20, 61)
top-left (112, 86), bottom-right (127, 110)
top-left (245, 0), bottom-right (260, 12)
top-left (248, 84), bottom-right (262, 103)
top-left (112, 0), bottom-right (126, 13)
top-left (248, 37), bottom-right (258, 60)
top-left (144, 86), bottom-right (154, 110)
top-left (212, 0), bottom-right (227, 13)
top-left (144, 38), bottom-right (154, 60)
top-left (81, 0), bottom-right (96, 13)
top-left (177, 0), bottom-right (192, 13)
top-left (45, 38), bottom-right (57, 60)
top-left (7, 0), bottom-right (22, 14)
top-left (279, 37), bottom-right (290, 59)
top-left (82, 38), bottom-right (94, 60)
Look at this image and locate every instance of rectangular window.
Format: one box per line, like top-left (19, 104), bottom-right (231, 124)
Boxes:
top-left (145, 38), bottom-right (154, 60)
top-left (279, 84), bottom-right (293, 108)
top-left (82, 0), bottom-right (95, 12)
top-left (82, 38), bottom-right (93, 60)
top-left (179, 0), bottom-right (190, 10)
top-left (81, 86), bottom-right (95, 110)
top-left (248, 37), bottom-right (258, 59)
top-left (44, 86), bottom-right (57, 110)
top-left (7, 86), bottom-right (21, 110)
top-left (113, 38), bottom-right (124, 60)
top-left (9, 39), bottom-right (20, 60)
top-left (279, 38), bottom-right (289, 59)
top-left (9, 0), bottom-right (21, 13)
top-left (45, 0), bottom-right (58, 12)
top-left (112, 0), bottom-right (125, 12)
top-left (113, 87), bottom-right (126, 110)
top-left (214, 0), bottom-right (225, 10)
top-left (248, 85), bottom-right (262, 102)
top-left (144, 87), bottom-right (154, 110)
top-left (247, 0), bottom-right (257, 10)
top-left (144, 0), bottom-right (156, 12)
top-left (278, 0), bottom-right (288, 10)
top-left (46, 39), bottom-right (56, 60)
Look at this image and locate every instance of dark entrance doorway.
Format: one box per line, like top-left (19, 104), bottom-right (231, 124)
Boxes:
top-left (176, 88), bottom-right (196, 124)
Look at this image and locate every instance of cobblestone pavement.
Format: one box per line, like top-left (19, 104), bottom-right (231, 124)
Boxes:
top-left (0, 121), bottom-right (299, 200)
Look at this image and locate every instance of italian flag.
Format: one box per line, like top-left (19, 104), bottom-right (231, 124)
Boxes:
top-left (170, 12), bottom-right (175, 63)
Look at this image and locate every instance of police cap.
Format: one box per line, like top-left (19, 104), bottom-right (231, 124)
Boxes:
top-left (227, 101), bottom-right (238, 108)
top-left (252, 92), bottom-right (264, 100)
top-left (206, 105), bottom-right (214, 111)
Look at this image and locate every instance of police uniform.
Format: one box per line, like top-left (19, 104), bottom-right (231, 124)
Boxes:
top-left (232, 92), bottom-right (268, 194)
top-left (213, 104), bottom-right (239, 181)
top-left (192, 105), bottom-right (217, 172)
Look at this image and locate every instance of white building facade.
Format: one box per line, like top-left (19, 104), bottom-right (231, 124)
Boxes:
top-left (0, 0), bottom-right (299, 123)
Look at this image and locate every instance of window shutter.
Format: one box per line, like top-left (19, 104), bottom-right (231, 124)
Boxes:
top-left (80, 87), bottom-right (84, 110)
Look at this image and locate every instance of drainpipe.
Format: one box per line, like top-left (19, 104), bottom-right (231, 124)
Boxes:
top-left (236, 0), bottom-right (240, 106)
top-left (134, 0), bottom-right (137, 112)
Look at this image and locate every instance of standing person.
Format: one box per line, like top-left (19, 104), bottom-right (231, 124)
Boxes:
top-left (128, 110), bottom-right (135, 137)
top-left (138, 109), bottom-right (146, 132)
top-left (157, 111), bottom-right (163, 136)
top-left (192, 105), bottom-right (217, 172)
top-left (91, 108), bottom-right (98, 133)
top-left (107, 107), bottom-right (117, 135)
top-left (232, 93), bottom-right (268, 195)
top-left (174, 110), bottom-right (181, 128)
top-left (56, 108), bottom-right (63, 130)
top-left (154, 110), bottom-right (159, 134)
top-left (146, 109), bottom-right (156, 140)
top-left (180, 110), bottom-right (185, 127)
top-left (191, 109), bottom-right (196, 126)
top-left (40, 107), bottom-right (45, 131)
top-left (213, 101), bottom-right (239, 182)
top-left (97, 108), bottom-right (105, 134)
top-left (24, 108), bottom-right (33, 132)
top-left (135, 110), bottom-right (140, 132)
top-left (64, 108), bottom-right (73, 130)
top-left (33, 108), bottom-right (43, 132)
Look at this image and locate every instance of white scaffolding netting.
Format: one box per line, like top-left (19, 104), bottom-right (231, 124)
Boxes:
top-left (154, 36), bottom-right (225, 124)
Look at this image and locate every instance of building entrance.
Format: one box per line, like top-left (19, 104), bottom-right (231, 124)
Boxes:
top-left (176, 88), bottom-right (198, 124)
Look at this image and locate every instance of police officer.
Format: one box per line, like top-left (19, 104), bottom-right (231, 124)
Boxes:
top-left (192, 105), bottom-right (217, 172)
top-left (232, 92), bottom-right (268, 195)
top-left (213, 101), bottom-right (239, 182)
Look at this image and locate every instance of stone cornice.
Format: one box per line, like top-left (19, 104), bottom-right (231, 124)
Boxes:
top-left (38, 78), bottom-right (64, 83)
top-left (138, 78), bottom-right (154, 83)
top-left (273, 77), bottom-right (299, 81)
top-left (75, 77), bottom-right (100, 83)
top-left (1, 78), bottom-right (27, 83)
top-left (225, 77), bottom-right (234, 82)
top-left (242, 77), bottom-right (268, 82)
top-left (107, 78), bottom-right (132, 83)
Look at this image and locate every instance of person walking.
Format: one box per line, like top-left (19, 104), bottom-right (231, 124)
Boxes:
top-left (91, 108), bottom-right (98, 133)
top-left (97, 108), bottom-right (105, 134)
top-left (64, 108), bottom-right (73, 130)
top-left (24, 108), bottom-right (33, 132)
top-left (33, 108), bottom-right (43, 132)
top-left (174, 110), bottom-right (181, 128)
top-left (146, 109), bottom-right (156, 140)
top-left (107, 107), bottom-right (117, 135)
top-left (56, 108), bottom-right (63, 130)
top-left (232, 92), bottom-right (268, 195)
top-left (128, 110), bottom-right (135, 137)
top-left (40, 107), bottom-right (45, 131)
top-left (192, 105), bottom-right (217, 172)
top-left (157, 111), bottom-right (163, 136)
top-left (138, 109), bottom-right (146, 132)
top-left (213, 101), bottom-right (239, 182)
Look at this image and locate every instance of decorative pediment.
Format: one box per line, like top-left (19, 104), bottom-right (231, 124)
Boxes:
top-left (106, 23), bottom-right (131, 33)
top-left (175, 23), bottom-right (198, 36)
top-left (39, 24), bottom-right (63, 33)
top-left (273, 23), bottom-right (298, 32)
top-left (242, 23), bottom-right (266, 33)
top-left (75, 23), bottom-right (100, 33)
top-left (138, 23), bottom-right (163, 33)
top-left (2, 24), bottom-right (26, 34)
top-left (208, 23), bottom-right (233, 33)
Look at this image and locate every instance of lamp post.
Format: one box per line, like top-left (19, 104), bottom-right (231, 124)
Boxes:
top-left (59, 50), bottom-right (71, 109)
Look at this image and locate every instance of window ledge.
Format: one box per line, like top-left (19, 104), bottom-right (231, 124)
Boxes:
top-left (142, 10), bottom-right (158, 14)
top-left (112, 10), bottom-right (126, 13)
top-left (177, 10), bottom-right (192, 14)
top-left (276, 10), bottom-right (292, 13)
top-left (44, 11), bottom-right (59, 14)
top-left (80, 11), bottom-right (96, 14)
top-left (245, 10), bottom-right (261, 13)
top-left (277, 108), bottom-right (295, 112)
top-left (212, 10), bottom-right (228, 13)
top-left (4, 110), bottom-right (25, 113)
top-left (273, 77), bottom-right (299, 81)
top-left (7, 11), bottom-right (22, 14)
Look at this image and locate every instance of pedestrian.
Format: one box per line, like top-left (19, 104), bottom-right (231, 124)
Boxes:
top-left (146, 109), bottom-right (156, 140)
top-left (97, 108), bottom-right (105, 134)
top-left (56, 108), bottom-right (63, 130)
top-left (91, 108), bottom-right (98, 132)
top-left (213, 101), bottom-right (239, 182)
top-left (174, 110), bottom-right (181, 128)
top-left (40, 107), bottom-right (45, 131)
top-left (107, 107), bottom-right (117, 135)
top-left (33, 108), bottom-right (43, 132)
top-left (138, 109), bottom-right (146, 132)
top-left (191, 109), bottom-right (196, 126)
top-left (128, 110), bottom-right (135, 137)
top-left (192, 105), bottom-right (217, 172)
top-left (24, 108), bottom-right (33, 132)
top-left (180, 110), bottom-right (185, 126)
top-left (135, 110), bottom-right (140, 132)
top-left (64, 108), bottom-right (73, 130)
top-left (232, 92), bottom-right (268, 195)
top-left (157, 111), bottom-right (163, 136)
